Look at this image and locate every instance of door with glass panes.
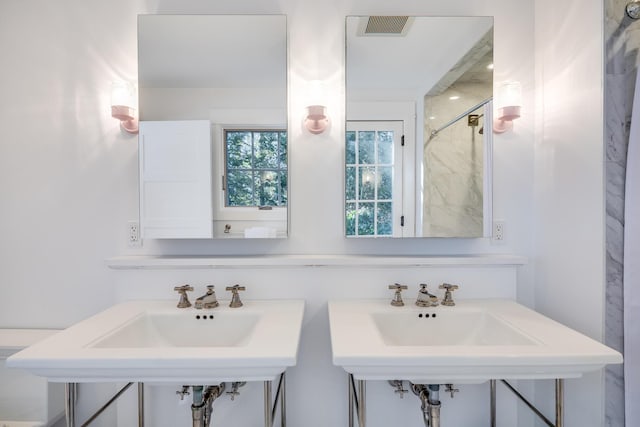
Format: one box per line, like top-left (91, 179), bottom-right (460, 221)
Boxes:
top-left (345, 121), bottom-right (403, 237)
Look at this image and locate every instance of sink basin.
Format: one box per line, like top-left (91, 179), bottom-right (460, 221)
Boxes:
top-left (372, 310), bottom-right (539, 347)
top-left (7, 300), bottom-right (304, 383)
top-left (328, 299), bottom-right (622, 383)
top-left (89, 311), bottom-right (260, 348)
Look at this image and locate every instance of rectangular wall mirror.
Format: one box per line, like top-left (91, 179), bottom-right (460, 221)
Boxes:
top-left (345, 16), bottom-right (493, 238)
top-left (138, 15), bottom-right (288, 239)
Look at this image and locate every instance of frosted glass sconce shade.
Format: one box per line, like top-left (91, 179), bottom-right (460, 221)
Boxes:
top-left (493, 81), bottom-right (522, 134)
top-left (304, 80), bottom-right (329, 135)
top-left (111, 81), bottom-right (139, 134)
top-left (305, 105), bottom-right (329, 134)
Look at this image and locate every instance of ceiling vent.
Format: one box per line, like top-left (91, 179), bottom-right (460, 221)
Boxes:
top-left (360, 16), bottom-right (413, 36)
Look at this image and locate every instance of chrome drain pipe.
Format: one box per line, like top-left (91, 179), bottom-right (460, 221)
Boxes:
top-left (411, 384), bottom-right (441, 427)
top-left (191, 384), bottom-right (226, 427)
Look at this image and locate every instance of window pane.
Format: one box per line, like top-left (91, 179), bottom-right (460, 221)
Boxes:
top-left (279, 171), bottom-right (288, 204)
top-left (279, 132), bottom-right (288, 169)
top-left (377, 202), bottom-right (392, 235)
top-left (357, 203), bottom-right (375, 235)
top-left (227, 170), bottom-right (254, 206)
top-left (255, 170), bottom-right (279, 206)
top-left (377, 131), bottom-right (394, 164)
top-left (225, 130), bottom-right (287, 207)
top-left (226, 132), bottom-right (253, 169)
top-left (345, 202), bottom-right (356, 236)
top-left (255, 132), bottom-right (279, 168)
top-left (346, 131), bottom-right (356, 164)
top-left (359, 167), bottom-right (376, 200)
top-left (345, 123), bottom-right (398, 237)
top-left (378, 166), bottom-right (393, 200)
top-left (358, 131), bottom-right (375, 164)
top-left (346, 166), bottom-right (356, 200)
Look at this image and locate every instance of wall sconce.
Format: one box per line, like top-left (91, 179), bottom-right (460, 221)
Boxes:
top-left (111, 81), bottom-right (139, 134)
top-left (493, 81), bottom-right (522, 134)
top-left (304, 80), bottom-right (329, 135)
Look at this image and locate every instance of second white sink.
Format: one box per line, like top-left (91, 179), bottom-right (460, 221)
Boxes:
top-left (329, 299), bottom-right (622, 384)
top-left (372, 309), bottom-right (538, 347)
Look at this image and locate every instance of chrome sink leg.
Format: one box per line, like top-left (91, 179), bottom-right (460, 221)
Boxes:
top-left (347, 374), bottom-right (366, 427)
top-left (357, 380), bottom-right (366, 427)
top-left (264, 380), bottom-right (273, 427)
top-left (65, 383), bottom-right (77, 427)
top-left (138, 382), bottom-right (145, 426)
top-left (280, 373), bottom-right (286, 427)
top-left (490, 380), bottom-right (496, 427)
top-left (555, 379), bottom-right (564, 427)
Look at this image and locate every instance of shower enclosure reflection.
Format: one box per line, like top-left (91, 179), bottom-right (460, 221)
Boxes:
top-left (345, 15), bottom-right (494, 238)
top-left (423, 98), bottom-right (492, 237)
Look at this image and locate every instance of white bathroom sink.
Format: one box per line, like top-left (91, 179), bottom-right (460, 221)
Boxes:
top-left (7, 300), bottom-right (305, 383)
top-left (89, 311), bottom-right (260, 348)
top-left (328, 299), bottom-right (622, 383)
top-left (372, 309), bottom-right (539, 347)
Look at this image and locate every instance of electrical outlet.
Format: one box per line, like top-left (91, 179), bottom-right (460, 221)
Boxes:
top-left (128, 221), bottom-right (141, 247)
top-left (492, 220), bottom-right (505, 242)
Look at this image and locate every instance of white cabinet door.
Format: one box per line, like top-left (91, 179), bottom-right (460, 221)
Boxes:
top-left (139, 120), bottom-right (212, 238)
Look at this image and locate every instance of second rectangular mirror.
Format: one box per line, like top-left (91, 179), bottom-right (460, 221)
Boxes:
top-left (138, 15), bottom-right (288, 239)
top-left (345, 16), bottom-right (493, 238)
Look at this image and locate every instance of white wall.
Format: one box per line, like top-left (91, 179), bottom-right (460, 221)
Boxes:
top-left (0, 0), bottom-right (536, 320)
top-left (0, 0), bottom-right (552, 425)
top-left (533, 0), bottom-right (606, 425)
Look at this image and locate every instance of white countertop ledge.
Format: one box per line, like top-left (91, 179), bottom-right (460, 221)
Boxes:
top-left (106, 254), bottom-right (527, 270)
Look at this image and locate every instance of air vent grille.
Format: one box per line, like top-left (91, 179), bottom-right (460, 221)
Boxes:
top-left (364, 16), bottom-right (411, 35)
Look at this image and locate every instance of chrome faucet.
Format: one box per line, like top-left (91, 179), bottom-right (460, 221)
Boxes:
top-left (416, 284), bottom-right (439, 307)
top-left (439, 283), bottom-right (459, 306)
top-left (226, 285), bottom-right (246, 308)
top-left (194, 285), bottom-right (219, 309)
top-left (388, 283), bottom-right (408, 306)
top-left (174, 284), bottom-right (194, 308)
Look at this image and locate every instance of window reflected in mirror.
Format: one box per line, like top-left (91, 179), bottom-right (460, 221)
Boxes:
top-left (224, 129), bottom-right (288, 208)
top-left (138, 15), bottom-right (288, 239)
top-left (345, 16), bottom-right (493, 238)
top-left (346, 122), bottom-right (402, 237)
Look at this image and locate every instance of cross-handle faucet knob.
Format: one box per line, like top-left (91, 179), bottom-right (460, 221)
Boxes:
top-left (416, 284), bottom-right (439, 307)
top-left (388, 283), bottom-right (408, 307)
top-left (226, 285), bottom-right (246, 308)
top-left (176, 386), bottom-right (190, 400)
top-left (439, 283), bottom-right (459, 306)
top-left (174, 285), bottom-right (194, 308)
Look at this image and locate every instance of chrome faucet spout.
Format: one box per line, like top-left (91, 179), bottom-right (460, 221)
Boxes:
top-left (415, 284), bottom-right (439, 307)
top-left (195, 285), bottom-right (219, 309)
